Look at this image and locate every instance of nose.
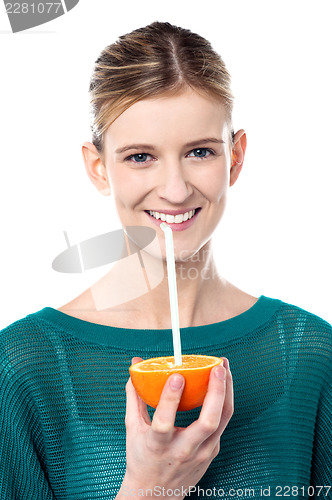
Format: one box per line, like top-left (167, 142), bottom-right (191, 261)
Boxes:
top-left (157, 161), bottom-right (193, 204)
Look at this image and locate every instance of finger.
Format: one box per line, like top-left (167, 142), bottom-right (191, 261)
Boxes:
top-left (213, 358), bottom-right (234, 435)
top-left (125, 377), bottom-right (152, 428)
top-left (195, 359), bottom-right (234, 455)
top-left (198, 363), bottom-right (226, 430)
top-left (130, 357), bottom-right (151, 424)
top-left (183, 363), bottom-right (226, 446)
top-left (150, 373), bottom-right (185, 441)
top-left (126, 358), bottom-right (151, 429)
top-left (131, 356), bottom-right (143, 365)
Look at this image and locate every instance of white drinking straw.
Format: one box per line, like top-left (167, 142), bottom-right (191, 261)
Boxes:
top-left (160, 223), bottom-right (182, 366)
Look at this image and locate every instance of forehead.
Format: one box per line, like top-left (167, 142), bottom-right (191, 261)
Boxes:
top-left (104, 88), bottom-right (228, 149)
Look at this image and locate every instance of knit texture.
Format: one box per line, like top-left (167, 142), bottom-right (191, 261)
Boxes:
top-left (0, 296), bottom-right (331, 499)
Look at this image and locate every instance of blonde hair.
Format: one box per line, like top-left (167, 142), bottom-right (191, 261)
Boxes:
top-left (89, 21), bottom-right (234, 156)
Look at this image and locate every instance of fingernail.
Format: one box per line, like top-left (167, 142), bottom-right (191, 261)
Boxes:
top-left (223, 358), bottom-right (229, 370)
top-left (214, 366), bottom-right (226, 381)
top-left (170, 374), bottom-right (184, 391)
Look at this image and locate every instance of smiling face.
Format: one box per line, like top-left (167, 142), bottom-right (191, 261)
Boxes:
top-left (83, 87), bottom-right (245, 261)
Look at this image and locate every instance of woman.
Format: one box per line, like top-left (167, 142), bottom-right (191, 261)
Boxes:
top-left (0, 21), bottom-right (331, 499)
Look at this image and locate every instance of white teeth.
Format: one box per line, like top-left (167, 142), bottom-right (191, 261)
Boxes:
top-left (166, 214), bottom-right (175, 223)
top-left (148, 209), bottom-right (197, 223)
top-left (174, 214), bottom-right (184, 223)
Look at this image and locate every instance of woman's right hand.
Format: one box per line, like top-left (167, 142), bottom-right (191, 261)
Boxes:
top-left (117, 357), bottom-right (233, 500)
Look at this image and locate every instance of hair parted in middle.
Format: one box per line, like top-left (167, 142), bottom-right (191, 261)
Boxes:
top-left (89, 21), bottom-right (234, 158)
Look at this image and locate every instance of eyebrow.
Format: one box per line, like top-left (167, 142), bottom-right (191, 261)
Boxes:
top-left (114, 137), bottom-right (225, 155)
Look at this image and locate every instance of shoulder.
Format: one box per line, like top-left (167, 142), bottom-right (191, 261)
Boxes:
top-left (254, 294), bottom-right (331, 344)
top-left (274, 298), bottom-right (332, 338)
top-left (0, 308), bottom-right (58, 344)
top-left (267, 297), bottom-right (332, 379)
top-left (0, 309), bottom-right (61, 377)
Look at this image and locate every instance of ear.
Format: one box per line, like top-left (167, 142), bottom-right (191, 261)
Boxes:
top-left (82, 142), bottom-right (111, 196)
top-left (229, 129), bottom-right (247, 187)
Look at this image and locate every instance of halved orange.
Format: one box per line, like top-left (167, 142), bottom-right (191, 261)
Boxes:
top-left (129, 354), bottom-right (223, 411)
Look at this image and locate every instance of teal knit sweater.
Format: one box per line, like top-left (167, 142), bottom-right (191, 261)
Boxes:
top-left (0, 296), bottom-right (331, 499)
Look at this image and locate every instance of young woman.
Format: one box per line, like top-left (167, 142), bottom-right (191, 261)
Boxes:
top-left (0, 21), bottom-right (331, 500)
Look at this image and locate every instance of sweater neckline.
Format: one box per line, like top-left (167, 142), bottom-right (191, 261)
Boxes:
top-left (33, 295), bottom-right (283, 350)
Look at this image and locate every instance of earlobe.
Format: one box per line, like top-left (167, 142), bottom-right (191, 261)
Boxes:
top-left (82, 142), bottom-right (111, 196)
top-left (229, 161), bottom-right (243, 187)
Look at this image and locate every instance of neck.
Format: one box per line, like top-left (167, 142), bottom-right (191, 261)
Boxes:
top-left (58, 236), bottom-right (258, 329)
top-left (92, 239), bottom-right (228, 328)
top-left (60, 232), bottom-right (257, 329)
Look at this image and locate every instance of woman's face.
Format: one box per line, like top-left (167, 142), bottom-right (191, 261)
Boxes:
top-left (84, 87), bottom-right (245, 261)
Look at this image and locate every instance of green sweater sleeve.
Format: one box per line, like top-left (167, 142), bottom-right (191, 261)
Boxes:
top-left (0, 336), bottom-right (55, 499)
top-left (311, 369), bottom-right (332, 490)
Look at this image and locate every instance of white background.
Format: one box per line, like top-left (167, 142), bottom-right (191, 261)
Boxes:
top-left (0, 0), bottom-right (331, 329)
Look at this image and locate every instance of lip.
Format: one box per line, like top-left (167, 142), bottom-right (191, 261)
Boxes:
top-left (145, 208), bottom-right (201, 231)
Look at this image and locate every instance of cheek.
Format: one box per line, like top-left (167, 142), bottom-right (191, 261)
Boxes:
top-left (109, 169), bottom-right (145, 208)
top-left (199, 165), bottom-right (229, 202)
top-left (113, 186), bottom-right (138, 209)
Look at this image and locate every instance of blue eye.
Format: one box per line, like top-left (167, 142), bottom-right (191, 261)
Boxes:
top-left (127, 153), bottom-right (152, 163)
top-left (188, 148), bottom-right (214, 159)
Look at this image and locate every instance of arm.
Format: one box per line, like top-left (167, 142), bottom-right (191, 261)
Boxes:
top-left (311, 374), bottom-right (332, 493)
top-left (116, 357), bottom-right (233, 500)
top-left (0, 349), bottom-right (56, 499)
